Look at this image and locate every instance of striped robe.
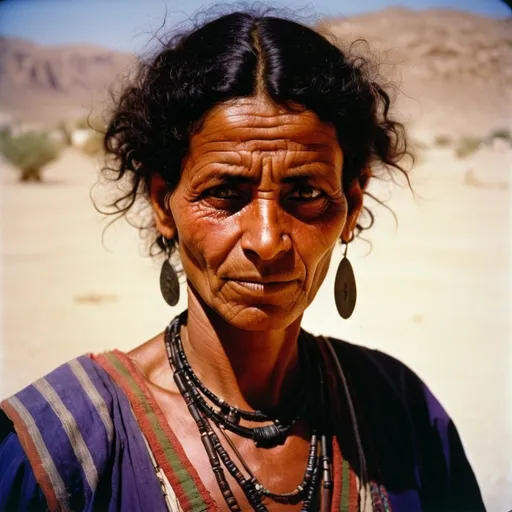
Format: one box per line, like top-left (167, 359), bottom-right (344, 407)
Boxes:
top-left (0, 354), bottom-right (176, 511)
top-left (0, 341), bottom-right (485, 511)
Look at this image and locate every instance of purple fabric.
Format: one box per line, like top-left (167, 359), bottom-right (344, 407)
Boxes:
top-left (327, 338), bottom-right (486, 512)
top-left (386, 489), bottom-right (422, 510)
top-left (423, 385), bottom-right (452, 476)
top-left (44, 361), bottom-right (113, 481)
top-left (0, 355), bottom-right (168, 512)
top-left (9, 381), bottom-right (89, 509)
top-left (0, 432), bottom-right (46, 511)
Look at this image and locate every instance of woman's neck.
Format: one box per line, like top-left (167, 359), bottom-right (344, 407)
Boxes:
top-left (182, 287), bottom-right (303, 413)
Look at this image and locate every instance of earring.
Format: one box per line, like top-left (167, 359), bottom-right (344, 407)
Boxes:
top-left (160, 241), bottom-right (180, 306)
top-left (334, 238), bottom-right (357, 319)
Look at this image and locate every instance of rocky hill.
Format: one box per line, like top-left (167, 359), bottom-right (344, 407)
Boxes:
top-left (0, 36), bottom-right (135, 123)
top-left (0, 8), bottom-right (510, 137)
top-left (320, 8), bottom-right (511, 137)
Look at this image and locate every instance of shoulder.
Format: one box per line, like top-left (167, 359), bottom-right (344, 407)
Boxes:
top-left (2, 351), bottom-right (175, 511)
top-left (325, 337), bottom-right (445, 416)
top-left (325, 337), bottom-right (454, 453)
top-left (324, 337), bottom-right (485, 510)
top-left (2, 354), bottom-right (120, 446)
top-left (325, 338), bottom-right (425, 398)
top-left (0, 354), bottom-right (122, 511)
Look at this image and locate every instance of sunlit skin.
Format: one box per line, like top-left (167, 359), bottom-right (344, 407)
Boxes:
top-left (129, 95), bottom-right (366, 510)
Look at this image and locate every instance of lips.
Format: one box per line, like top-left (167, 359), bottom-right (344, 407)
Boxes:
top-left (229, 278), bottom-right (295, 284)
top-left (226, 278), bottom-right (300, 295)
top-left (224, 274), bottom-right (299, 284)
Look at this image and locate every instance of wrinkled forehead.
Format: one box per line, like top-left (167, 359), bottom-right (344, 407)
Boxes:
top-left (188, 96), bottom-right (341, 157)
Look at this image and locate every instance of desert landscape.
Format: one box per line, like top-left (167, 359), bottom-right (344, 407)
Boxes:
top-left (1, 7), bottom-right (510, 511)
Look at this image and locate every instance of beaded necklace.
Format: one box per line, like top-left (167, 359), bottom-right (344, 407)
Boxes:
top-left (170, 315), bottom-right (306, 448)
top-left (164, 312), bottom-right (334, 511)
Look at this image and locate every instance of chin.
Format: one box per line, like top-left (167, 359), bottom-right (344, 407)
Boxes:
top-left (220, 304), bottom-right (301, 332)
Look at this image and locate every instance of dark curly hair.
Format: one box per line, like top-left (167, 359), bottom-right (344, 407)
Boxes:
top-left (99, 8), bottom-right (411, 257)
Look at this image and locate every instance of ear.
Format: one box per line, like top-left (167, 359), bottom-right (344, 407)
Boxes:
top-left (341, 168), bottom-right (371, 243)
top-left (149, 174), bottom-right (176, 240)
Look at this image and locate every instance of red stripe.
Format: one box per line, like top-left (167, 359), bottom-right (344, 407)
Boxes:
top-left (91, 353), bottom-right (195, 511)
top-left (1, 400), bottom-right (60, 511)
top-left (92, 351), bottom-right (216, 511)
top-left (331, 436), bottom-right (343, 511)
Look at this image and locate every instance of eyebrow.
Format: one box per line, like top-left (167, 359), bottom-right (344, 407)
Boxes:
top-left (281, 174), bottom-right (315, 183)
top-left (212, 171), bottom-right (316, 185)
top-left (213, 173), bottom-right (258, 184)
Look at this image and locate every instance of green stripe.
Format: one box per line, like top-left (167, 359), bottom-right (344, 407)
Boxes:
top-left (340, 459), bottom-right (350, 511)
top-left (104, 353), bottom-right (207, 511)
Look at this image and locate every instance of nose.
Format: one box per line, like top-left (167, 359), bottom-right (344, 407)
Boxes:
top-left (241, 198), bottom-right (292, 261)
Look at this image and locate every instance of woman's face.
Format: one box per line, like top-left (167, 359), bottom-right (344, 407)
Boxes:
top-left (152, 96), bottom-right (364, 331)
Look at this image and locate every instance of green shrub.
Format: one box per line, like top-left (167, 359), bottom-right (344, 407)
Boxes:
top-left (433, 135), bottom-right (452, 147)
top-left (455, 136), bottom-right (481, 159)
top-left (490, 128), bottom-right (511, 141)
top-left (0, 126), bottom-right (10, 140)
top-left (0, 131), bottom-right (62, 182)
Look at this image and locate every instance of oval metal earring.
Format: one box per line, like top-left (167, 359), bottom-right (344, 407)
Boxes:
top-left (159, 238), bottom-right (180, 307)
top-left (334, 240), bottom-right (357, 319)
top-left (160, 259), bottom-right (180, 306)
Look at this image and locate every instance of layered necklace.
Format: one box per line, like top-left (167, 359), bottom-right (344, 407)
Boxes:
top-left (164, 311), bottom-right (335, 511)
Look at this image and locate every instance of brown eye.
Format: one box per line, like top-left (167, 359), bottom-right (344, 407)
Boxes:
top-left (289, 186), bottom-right (323, 200)
top-left (207, 186), bottom-right (240, 199)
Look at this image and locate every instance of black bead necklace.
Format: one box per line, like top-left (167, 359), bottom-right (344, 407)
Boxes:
top-left (217, 424), bottom-right (319, 504)
top-left (170, 311), bottom-right (306, 449)
top-left (164, 312), bottom-right (334, 511)
top-left (172, 313), bottom-right (307, 424)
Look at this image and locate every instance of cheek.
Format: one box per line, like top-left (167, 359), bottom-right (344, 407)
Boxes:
top-left (294, 203), bottom-right (347, 261)
top-left (171, 198), bottom-right (241, 271)
top-left (292, 202), bottom-right (347, 297)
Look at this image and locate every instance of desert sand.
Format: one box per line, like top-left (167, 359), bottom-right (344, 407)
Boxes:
top-left (1, 142), bottom-right (510, 510)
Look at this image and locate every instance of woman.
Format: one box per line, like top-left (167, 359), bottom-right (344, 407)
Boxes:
top-left (0, 10), bottom-right (484, 512)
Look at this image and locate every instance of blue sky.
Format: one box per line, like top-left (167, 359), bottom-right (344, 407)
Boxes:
top-left (0, 0), bottom-right (509, 52)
